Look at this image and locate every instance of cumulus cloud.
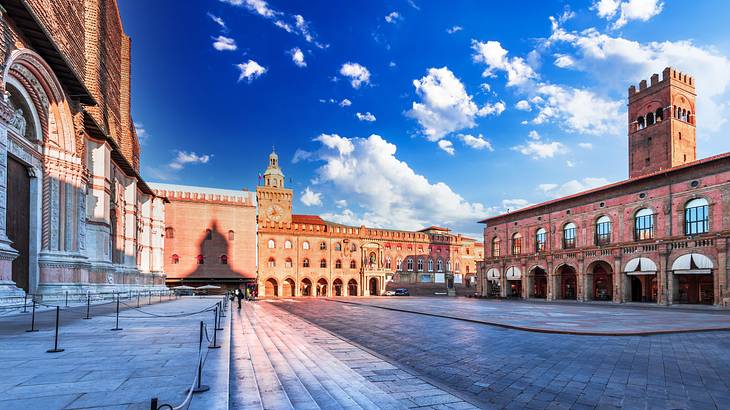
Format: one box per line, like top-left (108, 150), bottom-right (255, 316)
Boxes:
top-left (513, 140), bottom-right (568, 159)
top-left (578, 142), bottom-right (593, 149)
top-left (515, 100), bottom-right (531, 111)
top-left (292, 149), bottom-right (312, 163)
top-left (477, 101), bottom-right (506, 116)
top-left (335, 199), bottom-right (348, 208)
top-left (339, 99), bottom-right (352, 107)
top-left (355, 112), bottom-right (376, 122)
top-left (471, 40), bottom-right (537, 87)
top-left (593, 0), bottom-right (664, 28)
top-left (528, 130), bottom-right (540, 140)
top-left (236, 60), bottom-right (267, 82)
top-left (553, 54), bottom-right (574, 68)
top-left (340, 62), bottom-right (371, 89)
top-left (538, 177), bottom-right (609, 198)
top-left (531, 83), bottom-right (623, 135)
top-left (447, 25), bottom-right (463, 34)
top-left (502, 198), bottom-right (531, 211)
top-left (212, 35), bottom-right (237, 51)
top-left (438, 139), bottom-right (455, 155)
top-left (169, 151), bottom-right (211, 170)
top-left (458, 134), bottom-right (494, 151)
top-left (290, 47), bottom-right (306, 67)
top-left (300, 187), bottom-right (323, 206)
top-left (134, 122), bottom-right (149, 145)
top-left (384, 11), bottom-right (401, 23)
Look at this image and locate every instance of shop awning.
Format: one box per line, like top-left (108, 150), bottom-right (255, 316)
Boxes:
top-left (486, 268), bottom-right (500, 280)
top-left (624, 257), bottom-right (657, 275)
top-left (671, 253), bottom-right (713, 275)
top-left (506, 266), bottom-right (522, 280)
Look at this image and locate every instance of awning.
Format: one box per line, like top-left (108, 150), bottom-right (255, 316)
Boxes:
top-left (671, 253), bottom-right (714, 275)
top-left (486, 268), bottom-right (500, 280)
top-left (624, 257), bottom-right (657, 275)
top-left (506, 266), bottom-right (522, 281)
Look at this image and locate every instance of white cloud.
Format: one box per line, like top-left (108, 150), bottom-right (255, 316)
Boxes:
top-left (208, 13), bottom-right (227, 30)
top-left (515, 100), bottom-right (531, 111)
top-left (447, 25), bottom-right (463, 34)
top-left (566, 160), bottom-right (576, 167)
top-left (335, 199), bottom-right (348, 208)
top-left (301, 187), bottom-right (323, 206)
top-left (592, 0), bottom-right (664, 28)
top-left (221, 0), bottom-right (325, 47)
top-left (169, 151), bottom-right (211, 170)
top-left (290, 47), bottom-right (306, 67)
top-left (538, 177), bottom-right (609, 198)
top-left (479, 83), bottom-right (491, 92)
top-left (134, 122), bottom-right (149, 145)
top-left (310, 134), bottom-right (490, 230)
top-left (502, 198), bottom-right (530, 211)
top-left (292, 149), bottom-right (312, 163)
top-left (389, 61), bottom-right (397, 68)
top-left (528, 130), bottom-right (540, 140)
top-left (471, 40), bottom-right (537, 87)
top-left (339, 98), bottom-right (352, 107)
top-left (355, 112), bottom-right (377, 122)
top-left (458, 134), bottom-right (494, 151)
top-left (212, 35), bottom-right (237, 51)
top-left (532, 84), bottom-right (624, 135)
top-left (340, 62), bottom-right (371, 89)
top-left (438, 139), bottom-right (455, 155)
top-left (553, 54), bottom-right (574, 68)
top-left (384, 11), bottom-right (401, 23)
top-left (513, 140), bottom-right (567, 159)
top-left (477, 101), bottom-right (506, 117)
top-left (578, 142), bottom-right (593, 149)
top-left (236, 60), bottom-right (267, 82)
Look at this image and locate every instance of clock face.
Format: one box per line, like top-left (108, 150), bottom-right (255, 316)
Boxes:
top-left (267, 204), bottom-right (285, 222)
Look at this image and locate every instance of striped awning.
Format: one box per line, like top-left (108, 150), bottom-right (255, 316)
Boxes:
top-left (486, 268), bottom-right (500, 280)
top-left (506, 266), bottom-right (522, 280)
top-left (671, 253), bottom-right (713, 274)
top-left (624, 257), bottom-right (657, 275)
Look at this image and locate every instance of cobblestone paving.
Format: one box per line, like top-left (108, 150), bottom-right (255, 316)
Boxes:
top-left (275, 299), bottom-right (730, 410)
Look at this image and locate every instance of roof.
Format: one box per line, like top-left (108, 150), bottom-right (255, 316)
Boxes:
top-left (480, 151), bottom-right (730, 224)
top-left (292, 214), bottom-right (326, 225)
top-left (418, 226), bottom-right (450, 232)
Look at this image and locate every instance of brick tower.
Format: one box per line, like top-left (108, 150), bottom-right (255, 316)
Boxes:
top-left (256, 149), bottom-right (293, 224)
top-left (628, 67), bottom-right (696, 178)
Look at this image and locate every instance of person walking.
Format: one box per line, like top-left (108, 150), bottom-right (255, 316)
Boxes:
top-left (234, 287), bottom-right (243, 309)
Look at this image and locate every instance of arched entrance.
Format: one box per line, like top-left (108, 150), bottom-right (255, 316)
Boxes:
top-left (623, 257), bottom-right (658, 303)
top-left (556, 265), bottom-right (577, 300)
top-left (672, 253), bottom-right (714, 305)
top-left (588, 260), bottom-right (613, 301)
top-left (300, 278), bottom-right (312, 296)
top-left (505, 266), bottom-right (522, 298)
top-left (529, 266), bottom-right (547, 299)
top-left (264, 278), bottom-right (278, 297)
top-left (316, 278), bottom-right (328, 296)
top-left (7, 156), bottom-right (30, 292)
top-left (333, 278), bottom-right (343, 296)
top-left (282, 278), bottom-right (295, 297)
top-left (347, 279), bottom-right (358, 296)
top-left (369, 277), bottom-right (379, 296)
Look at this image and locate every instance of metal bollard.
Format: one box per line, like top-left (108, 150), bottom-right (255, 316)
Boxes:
top-left (148, 291), bottom-right (152, 305)
top-left (83, 295), bottom-right (91, 320)
top-left (194, 321), bottom-right (210, 392)
top-left (111, 295), bottom-right (122, 331)
top-left (22, 294), bottom-right (28, 313)
top-left (46, 306), bottom-right (64, 353)
top-left (26, 300), bottom-right (39, 332)
top-left (65, 291), bottom-right (68, 307)
top-left (150, 397), bottom-right (158, 410)
top-left (209, 306), bottom-right (221, 349)
top-left (137, 292), bottom-right (140, 308)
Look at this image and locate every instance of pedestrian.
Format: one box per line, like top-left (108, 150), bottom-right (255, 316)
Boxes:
top-left (234, 287), bottom-right (243, 309)
top-left (245, 287), bottom-right (251, 302)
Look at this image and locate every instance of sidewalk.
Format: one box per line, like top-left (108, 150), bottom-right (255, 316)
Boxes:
top-left (0, 296), bottom-right (229, 409)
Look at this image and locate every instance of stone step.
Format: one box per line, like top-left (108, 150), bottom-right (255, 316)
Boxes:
top-left (229, 308), bottom-right (264, 410)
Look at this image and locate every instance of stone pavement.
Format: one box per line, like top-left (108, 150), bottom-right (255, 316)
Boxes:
top-left (0, 296), bottom-right (229, 410)
top-left (327, 297), bottom-right (730, 335)
top-left (230, 299), bottom-right (477, 409)
top-left (277, 298), bottom-right (730, 410)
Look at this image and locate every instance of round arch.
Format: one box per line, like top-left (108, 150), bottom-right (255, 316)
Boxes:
top-left (264, 277), bottom-right (279, 298)
top-left (586, 259), bottom-right (613, 301)
top-left (300, 277), bottom-right (313, 297)
top-left (282, 276), bottom-right (296, 297)
top-left (332, 278), bottom-right (344, 296)
top-left (347, 278), bottom-right (358, 296)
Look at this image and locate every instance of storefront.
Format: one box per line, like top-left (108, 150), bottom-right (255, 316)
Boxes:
top-left (672, 253), bottom-right (714, 305)
top-left (505, 266), bottom-right (522, 298)
top-left (623, 257), bottom-right (658, 303)
top-left (486, 268), bottom-right (501, 297)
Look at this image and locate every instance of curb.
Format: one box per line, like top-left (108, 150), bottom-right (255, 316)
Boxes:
top-left (325, 298), bottom-right (730, 336)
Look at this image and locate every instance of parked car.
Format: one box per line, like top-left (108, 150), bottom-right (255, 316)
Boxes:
top-left (384, 290), bottom-right (396, 296)
top-left (394, 288), bottom-right (410, 296)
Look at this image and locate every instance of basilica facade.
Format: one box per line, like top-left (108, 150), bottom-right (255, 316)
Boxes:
top-left (0, 0), bottom-right (166, 301)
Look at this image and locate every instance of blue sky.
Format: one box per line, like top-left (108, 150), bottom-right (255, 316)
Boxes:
top-left (119, 0), bottom-right (730, 238)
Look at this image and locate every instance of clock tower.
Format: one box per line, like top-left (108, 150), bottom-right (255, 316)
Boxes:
top-left (256, 149), bottom-right (293, 224)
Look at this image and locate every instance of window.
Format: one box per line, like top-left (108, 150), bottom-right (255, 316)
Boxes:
top-left (465, 248), bottom-right (469, 255)
top-left (171, 254), bottom-right (179, 264)
top-left (418, 258), bottom-right (424, 271)
top-left (635, 208), bottom-right (654, 240)
top-left (267, 239), bottom-right (275, 249)
top-left (303, 258), bottom-right (310, 267)
top-left (228, 230), bottom-right (235, 241)
top-left (285, 258), bottom-right (293, 268)
top-left (302, 241), bottom-right (310, 250)
top-left (491, 237), bottom-right (501, 257)
top-left (438, 259), bottom-right (444, 272)
top-left (335, 242), bottom-right (342, 251)
top-left (320, 259), bottom-right (327, 268)
top-left (320, 242), bottom-right (326, 250)
top-left (511, 232), bottom-right (522, 255)
top-left (335, 259), bottom-right (342, 269)
top-left (197, 255), bottom-right (205, 265)
top-left (535, 228), bottom-right (546, 252)
top-left (205, 229), bottom-right (212, 240)
top-left (350, 243), bottom-right (357, 251)
top-left (637, 116), bottom-right (645, 130)
top-left (446, 260), bottom-right (451, 272)
top-left (563, 223), bottom-right (577, 249)
top-left (165, 227), bottom-right (174, 239)
top-left (386, 257), bottom-right (392, 269)
top-left (685, 198), bottom-right (709, 235)
top-left (595, 216), bottom-right (611, 245)
top-left (284, 240), bottom-right (292, 249)
top-left (220, 255), bottom-right (228, 264)
top-left (267, 257), bottom-right (275, 267)
top-left (396, 258), bottom-right (402, 271)
top-left (407, 257), bottom-right (414, 271)
top-left (350, 260), bottom-right (356, 269)
top-left (427, 258), bottom-right (433, 272)
top-left (646, 112), bottom-right (655, 126)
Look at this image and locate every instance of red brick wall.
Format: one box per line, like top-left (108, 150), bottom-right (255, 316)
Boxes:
top-left (26, 0), bottom-right (86, 81)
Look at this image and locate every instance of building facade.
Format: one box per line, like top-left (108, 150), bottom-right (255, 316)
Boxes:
top-left (0, 0), bottom-right (166, 301)
top-left (256, 150), bottom-right (483, 297)
top-left (151, 183), bottom-right (257, 289)
top-left (480, 68), bottom-right (729, 306)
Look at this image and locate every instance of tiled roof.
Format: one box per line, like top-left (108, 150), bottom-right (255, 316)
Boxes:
top-left (418, 226), bottom-right (450, 232)
top-left (292, 214), bottom-right (326, 225)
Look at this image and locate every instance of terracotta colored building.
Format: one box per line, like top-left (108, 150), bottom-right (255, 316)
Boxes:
top-left (0, 0), bottom-right (166, 301)
top-left (150, 184), bottom-right (257, 289)
top-left (480, 68), bottom-right (729, 306)
top-left (256, 150), bottom-right (483, 297)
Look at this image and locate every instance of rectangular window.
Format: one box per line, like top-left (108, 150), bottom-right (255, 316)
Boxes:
top-left (563, 228), bottom-right (576, 249)
top-left (595, 222), bottom-right (611, 245)
top-left (635, 215), bottom-right (654, 240)
top-left (685, 205), bottom-right (709, 235)
top-left (535, 233), bottom-right (546, 252)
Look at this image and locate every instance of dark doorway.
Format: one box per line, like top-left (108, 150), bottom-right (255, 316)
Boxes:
top-left (559, 266), bottom-right (577, 300)
top-left (630, 276), bottom-right (643, 302)
top-left (348, 279), bottom-right (358, 296)
top-left (7, 156), bottom-right (30, 292)
top-left (369, 277), bottom-right (378, 295)
top-left (532, 268), bottom-right (547, 298)
top-left (507, 280), bottom-right (522, 298)
top-left (677, 275), bottom-right (713, 304)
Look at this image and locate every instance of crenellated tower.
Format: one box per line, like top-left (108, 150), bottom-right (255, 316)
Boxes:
top-left (256, 149), bottom-right (293, 224)
top-left (628, 67), bottom-right (696, 178)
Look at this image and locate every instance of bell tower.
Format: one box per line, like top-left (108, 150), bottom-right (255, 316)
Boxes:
top-left (256, 149), bottom-right (292, 224)
top-left (628, 67), bottom-right (696, 178)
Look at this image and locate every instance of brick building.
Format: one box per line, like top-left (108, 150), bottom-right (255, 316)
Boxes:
top-left (256, 150), bottom-right (483, 297)
top-left (0, 0), bottom-right (166, 301)
top-left (150, 183), bottom-right (257, 289)
top-left (480, 68), bottom-right (728, 306)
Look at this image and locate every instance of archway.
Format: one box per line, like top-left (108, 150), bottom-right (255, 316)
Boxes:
top-left (505, 266), bottom-right (522, 298)
top-left (333, 278), bottom-right (343, 296)
top-left (264, 278), bottom-right (278, 297)
top-left (624, 257), bottom-right (658, 303)
top-left (588, 260), bottom-right (613, 301)
top-left (282, 278), bottom-right (295, 297)
top-left (301, 278), bottom-right (312, 296)
top-left (369, 277), bottom-right (379, 296)
top-left (316, 278), bottom-right (328, 296)
top-left (556, 265), bottom-right (577, 300)
top-left (347, 279), bottom-right (358, 296)
top-left (672, 253), bottom-right (714, 304)
top-left (529, 266), bottom-right (547, 299)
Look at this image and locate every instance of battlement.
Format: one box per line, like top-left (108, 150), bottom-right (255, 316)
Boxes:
top-left (628, 67), bottom-right (695, 96)
top-left (148, 183), bottom-right (256, 206)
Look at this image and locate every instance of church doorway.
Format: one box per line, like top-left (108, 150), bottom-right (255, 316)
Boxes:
top-left (7, 156), bottom-right (31, 293)
top-left (369, 277), bottom-right (379, 296)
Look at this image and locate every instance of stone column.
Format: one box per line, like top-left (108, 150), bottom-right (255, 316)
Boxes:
top-left (150, 197), bottom-right (165, 274)
top-left (659, 246), bottom-right (671, 305)
top-left (123, 178), bottom-right (137, 268)
top-left (613, 256), bottom-right (623, 303)
top-left (716, 238), bottom-right (726, 306)
top-left (577, 258), bottom-right (585, 302)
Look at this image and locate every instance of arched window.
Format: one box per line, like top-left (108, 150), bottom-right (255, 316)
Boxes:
top-left (637, 116), bottom-right (645, 130)
top-left (285, 258), bottom-right (293, 268)
top-left (350, 260), bottom-right (357, 269)
top-left (267, 257), bottom-right (275, 267)
top-left (196, 255), bottom-right (205, 265)
top-left (319, 242), bottom-right (327, 250)
top-left (491, 237), bottom-right (501, 257)
top-left (685, 198), bottom-right (709, 235)
top-left (303, 258), bottom-right (310, 268)
top-left (446, 260), bottom-right (451, 272)
top-left (535, 228), bottom-right (547, 252)
top-left (335, 242), bottom-right (342, 251)
top-left (284, 240), bottom-right (292, 249)
top-left (646, 112), bottom-right (655, 126)
top-left (165, 227), bottom-right (174, 239)
top-left (407, 257), bottom-right (414, 271)
top-left (350, 243), bottom-right (357, 251)
top-left (228, 230), bottom-right (235, 241)
top-left (220, 255), bottom-right (228, 264)
top-left (595, 216), bottom-right (611, 245)
top-left (335, 259), bottom-right (342, 269)
top-left (302, 241), bottom-right (310, 250)
top-left (687, 110), bottom-right (692, 124)
top-left (205, 229), bottom-right (212, 240)
top-left (437, 258), bottom-right (444, 272)
top-left (511, 232), bottom-right (522, 255)
top-left (655, 108), bottom-right (663, 122)
top-left (385, 257), bottom-right (392, 269)
top-left (320, 259), bottom-right (327, 268)
top-left (396, 258), bottom-right (402, 271)
top-left (563, 222), bottom-right (577, 249)
top-left (427, 258), bottom-right (433, 272)
top-left (171, 254), bottom-right (180, 264)
top-left (267, 239), bottom-right (275, 249)
top-left (635, 208), bottom-right (654, 240)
